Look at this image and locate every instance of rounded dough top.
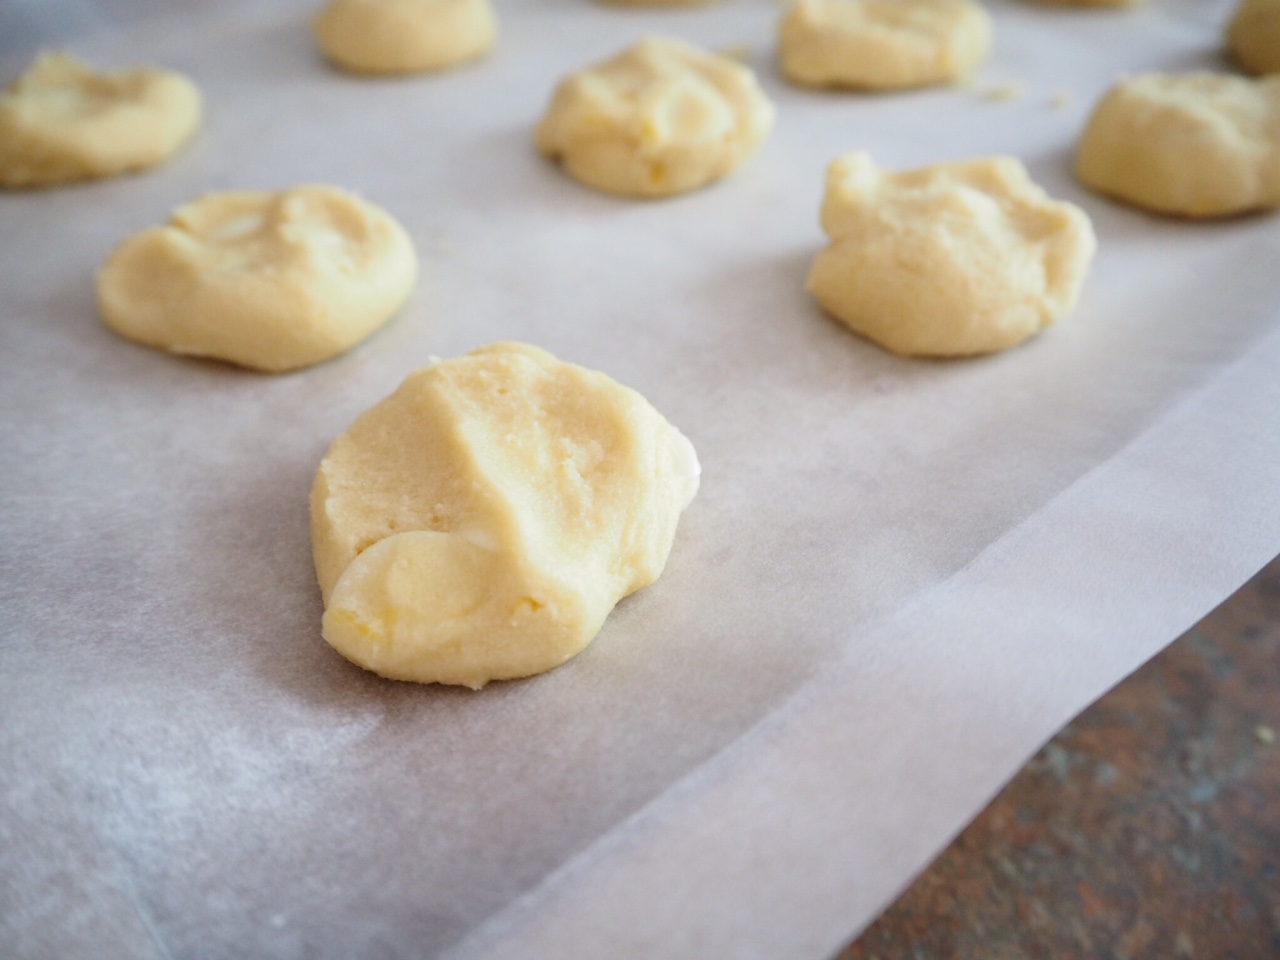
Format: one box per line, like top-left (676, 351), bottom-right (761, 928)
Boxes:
top-left (1228, 0), bottom-right (1280, 76)
top-left (313, 0), bottom-right (497, 75)
top-left (1075, 71), bottom-right (1280, 217)
top-left (778, 0), bottom-right (992, 91)
top-left (535, 36), bottom-right (775, 198)
top-left (0, 51), bottom-right (201, 189)
top-left (807, 153), bottom-right (1096, 357)
top-left (96, 185), bottom-right (417, 372)
top-left (311, 343), bottom-right (701, 688)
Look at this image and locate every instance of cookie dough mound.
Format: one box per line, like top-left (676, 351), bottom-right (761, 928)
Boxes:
top-left (313, 0), bottom-right (497, 75)
top-left (808, 153), bottom-right (1096, 357)
top-left (311, 343), bottom-right (701, 688)
top-left (1075, 72), bottom-right (1280, 217)
top-left (1228, 0), bottom-right (1280, 76)
top-left (97, 186), bottom-right (417, 372)
top-left (778, 0), bottom-right (992, 91)
top-left (0, 52), bottom-right (200, 189)
top-left (535, 36), bottom-right (775, 198)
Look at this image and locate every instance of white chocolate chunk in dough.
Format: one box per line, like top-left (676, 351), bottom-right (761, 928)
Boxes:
top-left (535, 36), bottom-right (775, 198)
top-left (1075, 72), bottom-right (1280, 218)
top-left (313, 0), bottom-right (497, 75)
top-left (311, 343), bottom-right (701, 689)
top-left (808, 153), bottom-right (1096, 357)
top-left (0, 52), bottom-right (201, 189)
top-left (96, 185), bottom-right (417, 372)
top-left (1228, 0), bottom-right (1280, 77)
top-left (778, 0), bottom-right (992, 91)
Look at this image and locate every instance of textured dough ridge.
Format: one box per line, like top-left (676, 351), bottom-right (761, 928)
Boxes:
top-left (809, 153), bottom-right (1096, 356)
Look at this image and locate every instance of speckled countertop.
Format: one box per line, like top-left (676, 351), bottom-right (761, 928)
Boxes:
top-left (838, 555), bottom-right (1280, 959)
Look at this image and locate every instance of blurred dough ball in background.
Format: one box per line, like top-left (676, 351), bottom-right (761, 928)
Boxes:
top-left (1075, 72), bottom-right (1280, 217)
top-left (313, 0), bottom-right (497, 75)
top-left (1228, 0), bottom-right (1280, 75)
top-left (778, 0), bottom-right (992, 91)
top-left (535, 36), bottom-right (775, 198)
top-left (0, 51), bottom-right (201, 189)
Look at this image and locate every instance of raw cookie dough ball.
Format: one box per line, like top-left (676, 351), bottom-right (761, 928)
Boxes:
top-left (1228, 0), bottom-right (1280, 76)
top-left (778, 0), bottom-right (992, 91)
top-left (808, 153), bottom-right (1096, 357)
top-left (535, 36), bottom-right (775, 198)
top-left (97, 185), bottom-right (417, 372)
top-left (0, 52), bottom-right (200, 189)
top-left (1075, 72), bottom-right (1280, 217)
top-left (313, 0), bottom-right (497, 75)
top-left (311, 343), bottom-right (701, 688)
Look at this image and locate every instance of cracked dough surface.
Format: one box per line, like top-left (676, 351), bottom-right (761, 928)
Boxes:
top-left (0, 52), bottom-right (201, 189)
top-left (535, 36), bottom-right (775, 198)
top-left (313, 0), bottom-right (497, 75)
top-left (778, 0), bottom-right (992, 91)
top-left (310, 343), bottom-right (701, 689)
top-left (1228, 0), bottom-right (1280, 76)
top-left (1075, 72), bottom-right (1280, 218)
top-left (808, 153), bottom-right (1096, 357)
top-left (96, 185), bottom-right (417, 372)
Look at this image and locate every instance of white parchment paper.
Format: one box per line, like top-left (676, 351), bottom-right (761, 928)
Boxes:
top-left (3, 1), bottom-right (1279, 958)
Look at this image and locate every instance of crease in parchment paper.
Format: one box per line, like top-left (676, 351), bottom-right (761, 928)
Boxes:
top-left (442, 317), bottom-right (1280, 960)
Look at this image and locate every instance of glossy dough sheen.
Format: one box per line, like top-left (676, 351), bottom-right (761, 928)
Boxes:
top-left (0, 52), bottom-right (200, 188)
top-left (313, 0), bottom-right (496, 75)
top-left (96, 185), bottom-right (417, 372)
top-left (311, 343), bottom-right (701, 689)
top-left (1228, 0), bottom-right (1280, 76)
top-left (535, 37), bottom-right (775, 198)
top-left (779, 0), bottom-right (992, 91)
top-left (1075, 72), bottom-right (1280, 217)
top-left (808, 153), bottom-right (1096, 357)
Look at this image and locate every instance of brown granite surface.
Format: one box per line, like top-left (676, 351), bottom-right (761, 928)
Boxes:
top-left (839, 555), bottom-right (1280, 960)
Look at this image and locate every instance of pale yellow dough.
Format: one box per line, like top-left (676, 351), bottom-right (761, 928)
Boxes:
top-left (96, 186), bottom-right (417, 372)
top-left (1075, 72), bottom-right (1280, 217)
top-left (0, 52), bottom-right (200, 189)
top-left (535, 36), bottom-right (775, 198)
top-left (313, 0), bottom-right (497, 75)
top-left (310, 343), bottom-right (701, 688)
top-left (778, 0), bottom-right (992, 91)
top-left (808, 153), bottom-right (1096, 357)
top-left (1229, 0), bottom-right (1280, 76)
